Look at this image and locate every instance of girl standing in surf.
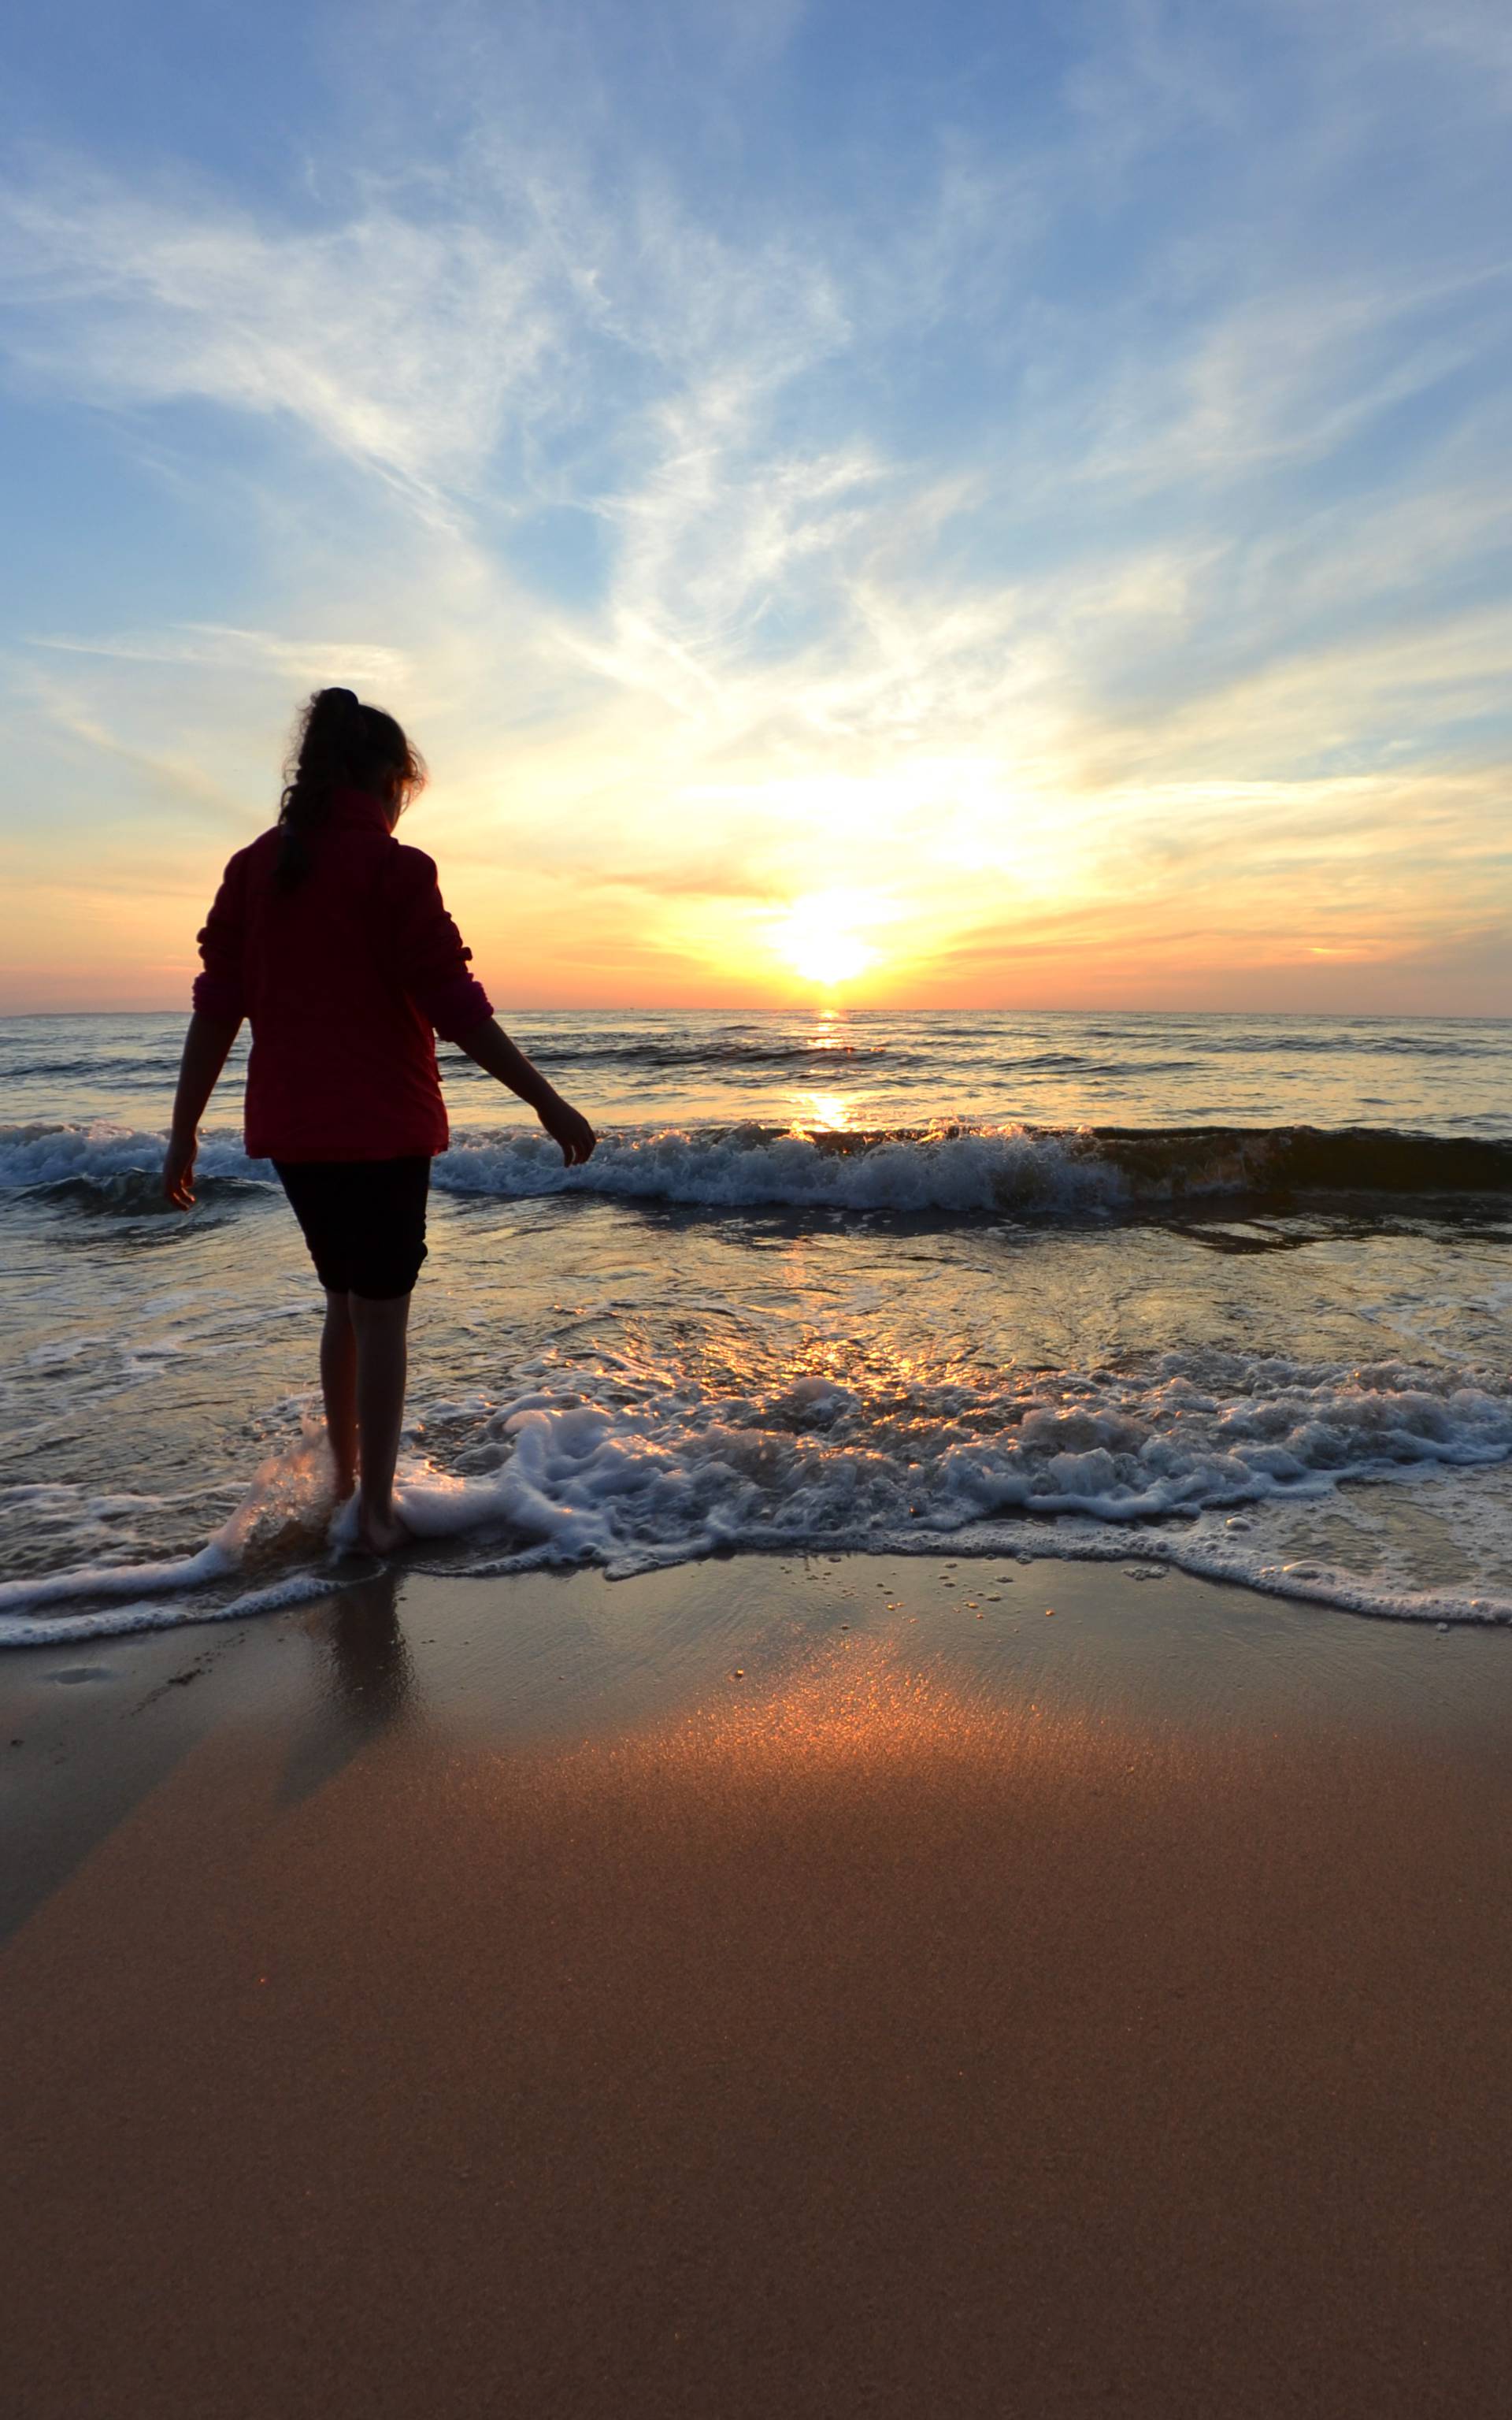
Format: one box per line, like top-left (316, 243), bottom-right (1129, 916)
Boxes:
top-left (163, 686), bottom-right (595, 1553)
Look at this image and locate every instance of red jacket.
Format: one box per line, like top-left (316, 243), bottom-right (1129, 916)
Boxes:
top-left (192, 787), bottom-right (492, 1162)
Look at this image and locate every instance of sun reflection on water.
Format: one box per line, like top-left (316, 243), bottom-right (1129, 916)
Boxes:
top-left (792, 1090), bottom-right (855, 1133)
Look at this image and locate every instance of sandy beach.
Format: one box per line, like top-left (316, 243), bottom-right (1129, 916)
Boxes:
top-left (5, 1553), bottom-right (1512, 2418)
top-left (7, 0), bottom-right (1510, 2404)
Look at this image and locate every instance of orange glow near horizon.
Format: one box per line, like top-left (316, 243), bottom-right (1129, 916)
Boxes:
top-left (3, 762), bottom-right (1509, 1020)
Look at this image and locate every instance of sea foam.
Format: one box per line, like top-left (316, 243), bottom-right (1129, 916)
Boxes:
top-left (6, 1347), bottom-right (1510, 1642)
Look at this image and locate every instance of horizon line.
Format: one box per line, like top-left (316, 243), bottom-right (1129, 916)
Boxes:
top-left (4, 1001), bottom-right (1509, 1025)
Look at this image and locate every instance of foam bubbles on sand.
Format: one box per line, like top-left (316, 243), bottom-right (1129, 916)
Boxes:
top-left (380, 1352), bottom-right (1512, 1620)
top-left (0, 1424), bottom-right (341, 1642)
top-left (12, 1343), bottom-right (1507, 1643)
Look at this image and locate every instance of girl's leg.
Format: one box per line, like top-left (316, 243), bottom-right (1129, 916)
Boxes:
top-left (321, 1290), bottom-right (358, 1498)
top-left (350, 1290), bottom-right (412, 1553)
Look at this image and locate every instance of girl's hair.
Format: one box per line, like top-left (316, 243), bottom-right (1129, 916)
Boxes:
top-left (274, 688), bottom-right (426, 892)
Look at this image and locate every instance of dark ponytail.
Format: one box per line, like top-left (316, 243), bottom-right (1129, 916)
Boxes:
top-left (274, 687), bottom-right (427, 893)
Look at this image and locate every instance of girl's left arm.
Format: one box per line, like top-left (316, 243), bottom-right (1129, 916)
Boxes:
top-left (164, 1012), bottom-right (242, 1208)
top-left (387, 845), bottom-right (493, 1040)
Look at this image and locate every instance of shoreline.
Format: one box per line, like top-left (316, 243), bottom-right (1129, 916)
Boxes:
top-left (6, 1556), bottom-right (1512, 2414)
top-left (9, 1489), bottom-right (1512, 1650)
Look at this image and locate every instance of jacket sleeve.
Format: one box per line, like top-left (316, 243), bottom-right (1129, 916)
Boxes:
top-left (387, 847), bottom-right (494, 1041)
top-left (191, 852), bottom-right (248, 1024)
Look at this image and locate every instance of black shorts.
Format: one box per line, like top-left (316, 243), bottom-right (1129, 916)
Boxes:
top-left (273, 1156), bottom-right (431, 1300)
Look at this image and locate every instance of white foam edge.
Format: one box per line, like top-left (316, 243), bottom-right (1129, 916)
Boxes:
top-left (0, 1541), bottom-right (235, 1613)
top-left (435, 1515), bottom-right (1512, 1625)
top-left (3, 1519), bottom-right (1506, 1646)
top-left (4, 1492), bottom-right (1508, 1647)
top-left (0, 1567), bottom-right (338, 1647)
top-left (904, 1520), bottom-right (1512, 1625)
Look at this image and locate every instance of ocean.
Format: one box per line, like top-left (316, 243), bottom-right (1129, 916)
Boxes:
top-left (3, 1005), bottom-right (1512, 1643)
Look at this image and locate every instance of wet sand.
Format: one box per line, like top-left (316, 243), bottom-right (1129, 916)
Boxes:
top-left (4, 1553), bottom-right (1512, 2418)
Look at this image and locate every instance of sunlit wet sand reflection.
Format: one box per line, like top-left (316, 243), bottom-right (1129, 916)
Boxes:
top-left (7, 1557), bottom-right (1512, 2414)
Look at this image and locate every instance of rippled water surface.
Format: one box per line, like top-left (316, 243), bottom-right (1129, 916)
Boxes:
top-left (6, 1004), bottom-right (1511, 1134)
top-left (3, 1008), bottom-right (1510, 1641)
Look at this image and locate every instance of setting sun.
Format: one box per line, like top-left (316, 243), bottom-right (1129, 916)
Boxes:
top-left (773, 894), bottom-right (880, 990)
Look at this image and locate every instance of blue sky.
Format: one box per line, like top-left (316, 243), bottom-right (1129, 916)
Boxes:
top-left (2, 0), bottom-right (1509, 1010)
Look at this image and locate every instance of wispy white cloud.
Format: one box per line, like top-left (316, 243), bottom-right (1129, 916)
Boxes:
top-left (0, 172), bottom-right (567, 502)
top-left (28, 623), bottom-right (412, 683)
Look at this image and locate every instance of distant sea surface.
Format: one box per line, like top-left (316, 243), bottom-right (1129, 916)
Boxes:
top-left (4, 1006), bottom-right (1512, 1642)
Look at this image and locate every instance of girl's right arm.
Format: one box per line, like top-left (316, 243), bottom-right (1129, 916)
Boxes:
top-left (164, 1011), bottom-right (242, 1207)
top-left (166, 854), bottom-right (249, 1208)
top-left (458, 1017), bottom-right (597, 1166)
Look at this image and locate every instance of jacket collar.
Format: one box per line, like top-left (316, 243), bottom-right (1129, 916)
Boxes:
top-left (325, 785), bottom-right (395, 835)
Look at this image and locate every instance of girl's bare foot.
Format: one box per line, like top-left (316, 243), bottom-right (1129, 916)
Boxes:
top-left (355, 1505), bottom-right (411, 1557)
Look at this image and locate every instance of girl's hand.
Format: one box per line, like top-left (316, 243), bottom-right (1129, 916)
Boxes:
top-left (542, 1101), bottom-right (596, 1167)
top-left (163, 1129), bottom-right (198, 1209)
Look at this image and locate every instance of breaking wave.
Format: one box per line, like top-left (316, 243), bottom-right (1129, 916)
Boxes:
top-left (6, 1118), bottom-right (1512, 1223)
